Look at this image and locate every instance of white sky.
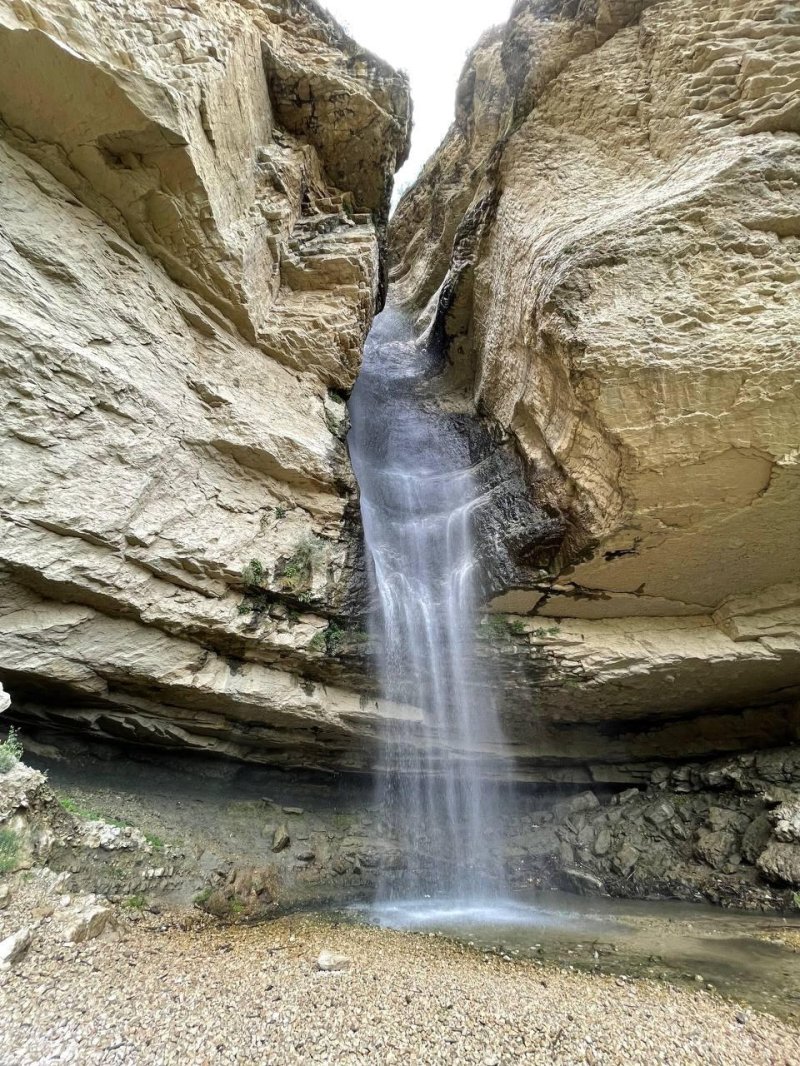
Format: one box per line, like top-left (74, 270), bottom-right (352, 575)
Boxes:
top-left (322, 0), bottom-right (511, 197)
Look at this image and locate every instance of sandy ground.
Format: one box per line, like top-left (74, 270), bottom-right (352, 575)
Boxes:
top-left (2, 884), bottom-right (800, 1066)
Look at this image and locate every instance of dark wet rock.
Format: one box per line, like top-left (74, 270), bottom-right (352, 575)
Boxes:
top-left (558, 867), bottom-right (605, 896)
top-left (593, 829), bottom-right (612, 857)
top-left (694, 829), bottom-right (739, 870)
top-left (741, 814), bottom-right (773, 864)
top-left (757, 842), bottom-right (800, 885)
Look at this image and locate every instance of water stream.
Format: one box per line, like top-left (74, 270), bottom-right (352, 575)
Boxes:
top-left (348, 308), bottom-right (508, 909)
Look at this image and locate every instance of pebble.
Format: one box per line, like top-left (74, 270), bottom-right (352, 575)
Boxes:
top-left (1, 888), bottom-right (799, 1065)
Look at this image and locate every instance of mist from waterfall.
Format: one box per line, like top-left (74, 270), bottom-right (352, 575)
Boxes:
top-left (348, 308), bottom-right (508, 906)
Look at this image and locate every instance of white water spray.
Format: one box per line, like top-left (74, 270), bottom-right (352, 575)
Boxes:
top-left (348, 309), bottom-right (509, 908)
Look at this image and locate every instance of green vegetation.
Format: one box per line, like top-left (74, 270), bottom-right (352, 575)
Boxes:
top-left (278, 535), bottom-right (325, 598)
top-left (309, 621), bottom-right (369, 656)
top-left (124, 894), bottom-right (146, 910)
top-left (274, 505), bottom-right (288, 520)
top-left (477, 617), bottom-right (561, 643)
top-left (58, 796), bottom-right (130, 827)
top-left (310, 620), bottom-right (344, 655)
top-left (0, 828), bottom-right (19, 873)
top-left (58, 797), bottom-right (166, 849)
top-left (193, 886), bottom-right (213, 906)
top-left (241, 558), bottom-right (267, 591)
top-left (0, 726), bottom-right (23, 773)
top-left (792, 891), bottom-right (800, 912)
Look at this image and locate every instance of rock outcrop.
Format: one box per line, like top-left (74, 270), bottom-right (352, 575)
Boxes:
top-left (390, 0), bottom-right (800, 772)
top-left (1, 0), bottom-right (798, 789)
top-left (0, 0), bottom-right (411, 764)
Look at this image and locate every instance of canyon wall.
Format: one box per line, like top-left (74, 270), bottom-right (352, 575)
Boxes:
top-left (390, 0), bottom-right (800, 776)
top-left (0, 0), bottom-right (412, 767)
top-left (0, 0), bottom-right (798, 798)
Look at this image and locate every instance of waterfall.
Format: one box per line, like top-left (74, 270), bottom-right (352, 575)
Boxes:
top-left (348, 308), bottom-right (508, 906)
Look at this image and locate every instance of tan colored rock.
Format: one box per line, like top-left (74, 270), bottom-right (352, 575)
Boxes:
top-left (0, 1), bottom-right (410, 764)
top-left (391, 0), bottom-right (800, 752)
top-left (0, 926), bottom-right (32, 968)
top-left (315, 948), bottom-right (350, 972)
top-left (61, 898), bottom-right (115, 944)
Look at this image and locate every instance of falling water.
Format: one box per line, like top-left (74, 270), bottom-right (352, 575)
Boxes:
top-left (348, 308), bottom-right (508, 908)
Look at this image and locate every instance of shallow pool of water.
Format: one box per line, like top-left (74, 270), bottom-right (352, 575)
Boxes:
top-left (343, 889), bottom-right (800, 1024)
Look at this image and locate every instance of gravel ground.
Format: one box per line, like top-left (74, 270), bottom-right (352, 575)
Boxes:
top-left (2, 880), bottom-right (800, 1065)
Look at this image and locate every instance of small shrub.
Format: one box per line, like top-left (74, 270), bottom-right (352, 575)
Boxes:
top-left (274, 506), bottom-right (288, 520)
top-left (124, 894), bottom-right (146, 910)
top-left (0, 726), bottom-right (23, 773)
top-left (532, 625), bottom-right (561, 639)
top-left (241, 558), bottom-right (267, 591)
top-left (309, 630), bottom-right (327, 652)
top-left (279, 535), bottom-right (324, 595)
top-left (193, 886), bottom-right (212, 906)
top-left (145, 833), bottom-right (165, 850)
top-left (0, 828), bottom-right (19, 874)
top-left (309, 620), bottom-right (348, 656)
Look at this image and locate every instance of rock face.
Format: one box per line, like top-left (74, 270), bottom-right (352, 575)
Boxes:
top-left (0, 1), bottom-right (410, 765)
top-left (0, 0), bottom-right (798, 789)
top-left (390, 0), bottom-right (800, 772)
top-left (508, 746), bottom-right (800, 906)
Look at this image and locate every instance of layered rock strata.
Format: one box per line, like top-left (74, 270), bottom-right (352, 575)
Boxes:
top-left (0, 0), bottom-right (412, 764)
top-left (390, 0), bottom-right (800, 767)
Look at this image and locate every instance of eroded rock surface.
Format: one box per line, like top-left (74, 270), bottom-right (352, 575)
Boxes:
top-left (0, 0), bottom-right (411, 764)
top-left (390, 0), bottom-right (800, 765)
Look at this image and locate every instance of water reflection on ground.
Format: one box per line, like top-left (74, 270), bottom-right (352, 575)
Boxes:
top-left (342, 889), bottom-right (800, 1024)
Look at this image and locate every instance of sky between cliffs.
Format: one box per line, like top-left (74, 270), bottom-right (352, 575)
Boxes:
top-left (323, 0), bottom-right (511, 201)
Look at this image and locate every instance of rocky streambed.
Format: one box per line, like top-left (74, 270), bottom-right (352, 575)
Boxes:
top-left (1, 890), bottom-right (800, 1065)
top-left (2, 747), bottom-right (800, 1060)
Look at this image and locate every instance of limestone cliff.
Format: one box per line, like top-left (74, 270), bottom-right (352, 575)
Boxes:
top-left (390, 0), bottom-right (800, 771)
top-left (0, 0), bottom-right (410, 765)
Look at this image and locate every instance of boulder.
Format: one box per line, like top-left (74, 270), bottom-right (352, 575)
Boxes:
top-left (557, 867), bottom-right (605, 896)
top-left (757, 842), bottom-right (800, 887)
top-left (0, 927), bottom-right (31, 968)
top-left (61, 900), bottom-right (115, 944)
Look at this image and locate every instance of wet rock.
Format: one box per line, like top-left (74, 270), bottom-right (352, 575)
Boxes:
top-left (645, 802), bottom-right (676, 828)
top-left (773, 800), bottom-right (800, 844)
top-left (742, 814), bottom-right (772, 863)
top-left (694, 829), bottom-right (738, 870)
top-left (593, 829), bottom-right (612, 857)
top-left (0, 927), bottom-right (32, 968)
top-left (271, 825), bottom-right (291, 853)
top-left (757, 841), bottom-right (800, 886)
top-left (558, 842), bottom-right (575, 866)
top-left (613, 845), bottom-right (639, 876)
top-left (555, 792), bottom-right (600, 818)
top-left (558, 867), bottom-right (605, 896)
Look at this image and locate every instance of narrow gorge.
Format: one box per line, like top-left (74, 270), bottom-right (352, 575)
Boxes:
top-left (1, 3), bottom-right (800, 1048)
